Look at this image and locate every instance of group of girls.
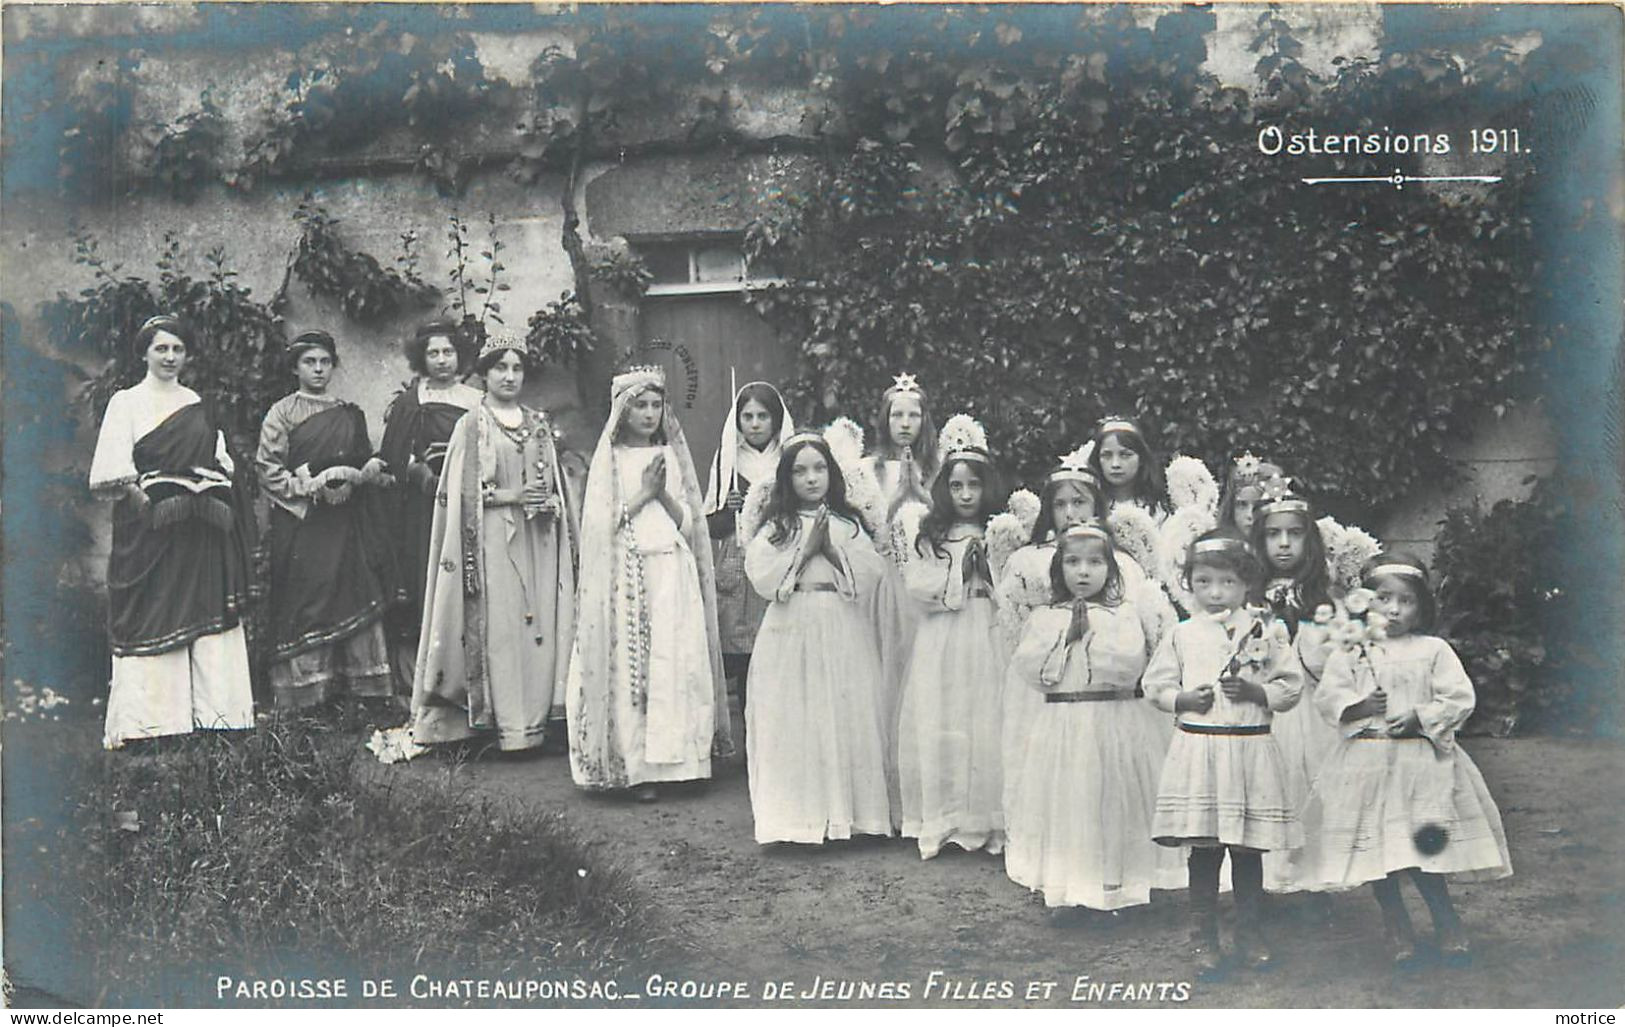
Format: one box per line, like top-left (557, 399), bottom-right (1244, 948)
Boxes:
top-left (724, 374), bottom-right (1511, 978)
top-left (90, 320), bottom-right (1513, 977)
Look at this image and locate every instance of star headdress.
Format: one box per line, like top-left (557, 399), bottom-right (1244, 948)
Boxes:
top-left (936, 413), bottom-right (990, 465)
top-left (1049, 441), bottom-right (1100, 487)
top-left (887, 372), bottom-right (923, 396)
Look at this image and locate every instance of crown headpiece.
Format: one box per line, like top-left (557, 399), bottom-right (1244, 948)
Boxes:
top-left (1049, 441), bottom-right (1100, 488)
top-left (937, 413), bottom-right (990, 465)
top-left (886, 372), bottom-right (923, 396)
top-left (478, 329), bottom-right (527, 364)
top-left (611, 363), bottom-right (666, 402)
top-left (1097, 414), bottom-right (1141, 438)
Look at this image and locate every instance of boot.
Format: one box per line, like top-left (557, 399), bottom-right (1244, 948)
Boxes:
top-left (1411, 871), bottom-right (1471, 967)
top-left (1187, 849), bottom-right (1226, 979)
top-left (1232, 850), bottom-right (1276, 971)
top-left (1374, 879), bottom-right (1419, 968)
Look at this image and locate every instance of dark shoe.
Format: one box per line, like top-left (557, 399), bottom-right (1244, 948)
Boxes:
top-left (1234, 929), bottom-right (1277, 972)
top-left (1437, 925), bottom-right (1472, 967)
top-left (1384, 923), bottom-right (1419, 968)
top-left (1189, 919), bottom-right (1226, 980)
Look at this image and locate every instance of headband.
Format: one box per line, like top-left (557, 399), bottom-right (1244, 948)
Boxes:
top-left (1097, 416), bottom-right (1140, 438)
top-left (1368, 562), bottom-right (1428, 582)
top-left (1260, 497), bottom-right (1311, 516)
top-left (886, 372), bottom-right (923, 397)
top-left (1192, 537), bottom-right (1250, 557)
top-left (289, 330), bottom-right (337, 358)
top-left (784, 430), bottom-right (826, 450)
top-left (1060, 522), bottom-right (1111, 543)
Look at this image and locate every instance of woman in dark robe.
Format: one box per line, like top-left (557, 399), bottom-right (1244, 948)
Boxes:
top-left (255, 330), bottom-right (399, 709)
top-left (377, 322), bottom-right (481, 690)
top-left (88, 315), bottom-right (256, 749)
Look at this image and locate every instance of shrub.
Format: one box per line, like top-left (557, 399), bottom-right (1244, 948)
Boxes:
top-left (65, 714), bottom-right (668, 1006)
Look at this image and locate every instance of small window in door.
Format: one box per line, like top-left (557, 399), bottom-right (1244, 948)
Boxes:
top-left (635, 236), bottom-right (784, 297)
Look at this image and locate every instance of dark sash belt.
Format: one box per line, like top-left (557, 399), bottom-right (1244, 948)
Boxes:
top-left (794, 582), bottom-right (841, 594)
top-left (1047, 688), bottom-right (1139, 703)
top-left (1179, 722), bottom-right (1271, 736)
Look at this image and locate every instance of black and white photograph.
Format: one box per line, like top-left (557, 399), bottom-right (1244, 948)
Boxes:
top-left (1, 0), bottom-right (1621, 1012)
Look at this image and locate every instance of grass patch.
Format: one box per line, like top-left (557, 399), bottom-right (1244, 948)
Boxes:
top-left (65, 710), bottom-right (669, 1006)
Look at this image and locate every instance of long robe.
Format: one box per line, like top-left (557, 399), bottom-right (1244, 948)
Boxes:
top-left (411, 402), bottom-right (578, 750)
top-left (89, 383), bottom-right (256, 747)
top-left (257, 393), bottom-right (398, 706)
top-left (377, 380), bottom-right (481, 661)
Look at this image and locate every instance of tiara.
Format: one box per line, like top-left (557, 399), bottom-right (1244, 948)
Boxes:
top-left (478, 329), bottom-right (526, 363)
top-left (1368, 562), bottom-right (1428, 582)
top-left (887, 372), bottom-right (923, 396)
top-left (1097, 415), bottom-right (1140, 437)
top-left (1061, 521), bottom-right (1110, 543)
top-left (937, 413), bottom-right (989, 464)
top-left (612, 364), bottom-right (665, 401)
top-left (1193, 537), bottom-right (1250, 556)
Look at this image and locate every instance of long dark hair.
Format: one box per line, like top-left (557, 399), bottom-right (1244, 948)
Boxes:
top-left (1029, 474), bottom-right (1107, 547)
top-left (916, 452), bottom-right (1004, 559)
top-left (1088, 420), bottom-right (1168, 515)
top-left (1250, 503), bottom-right (1332, 614)
top-left (763, 437), bottom-right (864, 546)
top-left (1048, 529), bottom-right (1125, 605)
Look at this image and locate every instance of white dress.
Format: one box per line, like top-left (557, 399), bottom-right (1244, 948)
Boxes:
top-left (994, 540), bottom-right (1169, 815)
top-left (1005, 602), bottom-right (1188, 908)
top-left (1301, 634), bottom-right (1512, 888)
top-left (745, 513), bottom-right (892, 844)
top-left (896, 530), bottom-right (1008, 858)
top-left (574, 445), bottom-right (716, 783)
top-left (1145, 608), bottom-right (1305, 852)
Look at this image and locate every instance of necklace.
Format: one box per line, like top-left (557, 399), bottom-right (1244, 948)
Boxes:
top-left (488, 404), bottom-right (531, 443)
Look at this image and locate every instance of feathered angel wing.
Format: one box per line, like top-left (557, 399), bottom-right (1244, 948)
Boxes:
top-left (1107, 502), bottom-right (1164, 582)
top-left (1165, 454), bottom-right (1219, 516)
top-left (1318, 514), bottom-right (1382, 594)
top-left (892, 499), bottom-right (930, 563)
top-left (823, 416), bottom-right (866, 470)
top-left (1157, 504), bottom-right (1217, 614)
top-left (841, 457), bottom-right (890, 554)
top-left (986, 487), bottom-right (1041, 579)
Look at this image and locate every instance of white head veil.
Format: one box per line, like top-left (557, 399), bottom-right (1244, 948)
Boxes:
top-left (701, 380), bottom-right (795, 516)
top-left (567, 368), bottom-right (732, 789)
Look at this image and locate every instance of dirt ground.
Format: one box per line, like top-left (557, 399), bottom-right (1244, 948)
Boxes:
top-left (385, 728), bottom-right (1625, 1010)
top-left (5, 715), bottom-right (1622, 1009)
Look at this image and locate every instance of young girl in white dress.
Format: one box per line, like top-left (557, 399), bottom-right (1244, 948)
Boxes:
top-left (861, 372), bottom-right (939, 823)
top-left (895, 416), bottom-right (1008, 858)
top-left (1303, 553), bottom-right (1512, 966)
top-left (1145, 531), bottom-right (1303, 977)
top-left (1005, 523), bottom-right (1186, 915)
top-left (743, 432), bottom-right (892, 844)
top-left (566, 366), bottom-right (730, 801)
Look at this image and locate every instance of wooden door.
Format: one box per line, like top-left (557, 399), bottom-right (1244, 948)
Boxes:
top-left (636, 294), bottom-right (799, 480)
